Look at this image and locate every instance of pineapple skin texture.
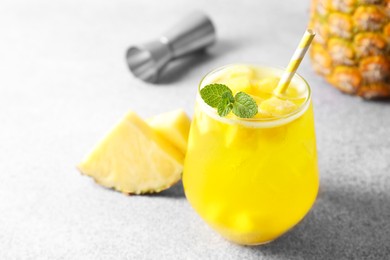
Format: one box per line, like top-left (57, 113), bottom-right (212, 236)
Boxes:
top-left (78, 112), bottom-right (184, 195)
top-left (309, 0), bottom-right (390, 99)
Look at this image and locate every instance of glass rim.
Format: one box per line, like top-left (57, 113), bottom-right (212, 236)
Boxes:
top-left (196, 63), bottom-right (312, 128)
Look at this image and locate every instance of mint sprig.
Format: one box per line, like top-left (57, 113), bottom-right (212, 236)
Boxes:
top-left (232, 92), bottom-right (258, 118)
top-left (200, 84), bottom-right (258, 118)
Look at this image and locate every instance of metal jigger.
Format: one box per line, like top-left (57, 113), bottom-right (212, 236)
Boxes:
top-left (126, 11), bottom-right (216, 83)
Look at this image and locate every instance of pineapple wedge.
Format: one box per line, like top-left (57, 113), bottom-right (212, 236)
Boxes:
top-left (146, 109), bottom-right (191, 155)
top-left (78, 111), bottom-right (184, 194)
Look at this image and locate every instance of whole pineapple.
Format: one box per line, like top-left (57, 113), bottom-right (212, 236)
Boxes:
top-left (309, 0), bottom-right (390, 99)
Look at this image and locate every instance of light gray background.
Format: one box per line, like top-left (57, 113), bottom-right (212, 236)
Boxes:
top-left (1, 0), bottom-right (390, 259)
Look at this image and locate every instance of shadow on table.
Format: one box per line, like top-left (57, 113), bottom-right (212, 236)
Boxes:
top-left (156, 39), bottom-right (238, 84)
top-left (246, 184), bottom-right (390, 259)
top-left (145, 180), bottom-right (185, 198)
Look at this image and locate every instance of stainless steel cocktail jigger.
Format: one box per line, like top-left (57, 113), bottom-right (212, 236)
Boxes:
top-left (126, 11), bottom-right (216, 83)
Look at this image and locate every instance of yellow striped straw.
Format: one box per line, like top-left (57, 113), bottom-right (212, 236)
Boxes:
top-left (274, 29), bottom-right (315, 95)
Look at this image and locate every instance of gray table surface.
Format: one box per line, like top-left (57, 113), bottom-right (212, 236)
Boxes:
top-left (1, 0), bottom-right (390, 259)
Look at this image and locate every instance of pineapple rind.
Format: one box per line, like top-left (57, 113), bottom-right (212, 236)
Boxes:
top-left (309, 0), bottom-right (390, 98)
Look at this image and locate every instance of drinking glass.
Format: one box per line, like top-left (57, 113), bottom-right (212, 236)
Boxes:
top-left (183, 64), bottom-right (319, 245)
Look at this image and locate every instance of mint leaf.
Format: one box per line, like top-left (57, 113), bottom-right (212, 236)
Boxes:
top-left (222, 91), bottom-right (234, 103)
top-left (200, 84), bottom-right (232, 108)
top-left (217, 94), bottom-right (234, 116)
top-left (232, 92), bottom-right (258, 118)
top-left (200, 84), bottom-right (258, 118)
top-left (221, 91), bottom-right (235, 103)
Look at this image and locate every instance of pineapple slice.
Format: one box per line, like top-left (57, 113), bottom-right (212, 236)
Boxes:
top-left (146, 109), bottom-right (191, 155)
top-left (78, 111), bottom-right (183, 194)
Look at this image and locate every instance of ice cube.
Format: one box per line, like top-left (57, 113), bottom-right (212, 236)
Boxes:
top-left (259, 96), bottom-right (298, 116)
top-left (252, 77), bottom-right (280, 95)
top-left (227, 65), bottom-right (255, 79)
top-left (228, 77), bottom-right (252, 94)
top-left (284, 80), bottom-right (307, 100)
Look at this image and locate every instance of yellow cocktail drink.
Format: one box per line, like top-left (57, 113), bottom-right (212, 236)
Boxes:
top-left (183, 64), bottom-right (319, 245)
